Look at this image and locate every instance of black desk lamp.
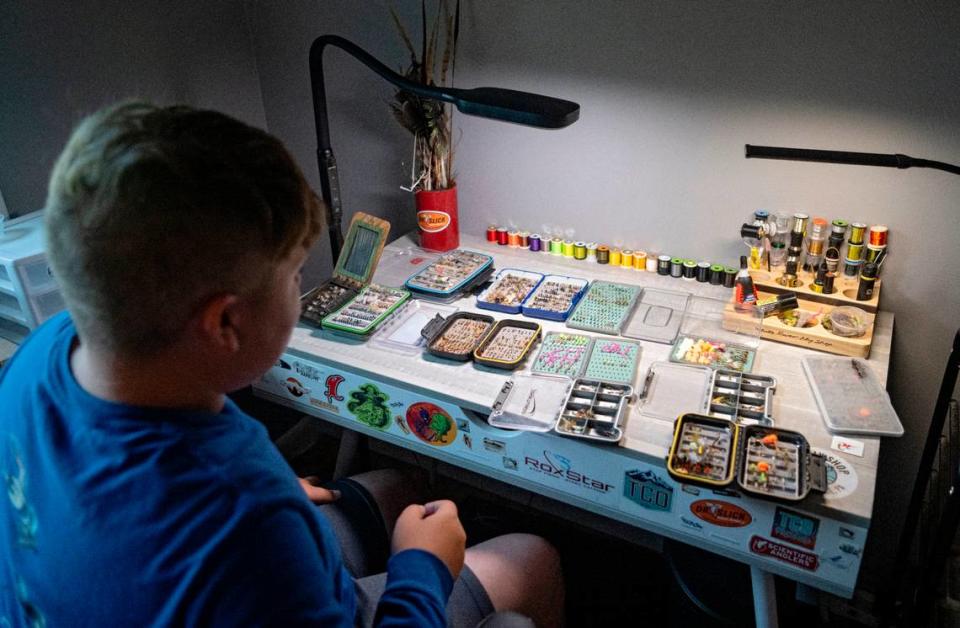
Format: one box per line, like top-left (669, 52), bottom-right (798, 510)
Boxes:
top-left (745, 144), bottom-right (960, 176)
top-left (310, 34), bottom-right (580, 260)
top-left (745, 141), bottom-right (958, 624)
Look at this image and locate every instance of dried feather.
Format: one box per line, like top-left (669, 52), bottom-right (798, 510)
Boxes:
top-left (389, 6), bottom-right (417, 65)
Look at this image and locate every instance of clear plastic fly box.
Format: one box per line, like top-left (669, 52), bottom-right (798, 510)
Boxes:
top-left (669, 295), bottom-right (761, 373)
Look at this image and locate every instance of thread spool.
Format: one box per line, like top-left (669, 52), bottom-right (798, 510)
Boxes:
top-left (843, 260), bottom-right (861, 277)
top-left (610, 248), bottom-right (622, 266)
top-left (865, 244), bottom-right (885, 264)
top-left (645, 254), bottom-right (658, 272)
top-left (696, 261), bottom-right (711, 282)
top-left (849, 222), bottom-right (867, 244)
top-left (723, 267), bottom-right (737, 288)
top-left (562, 240), bottom-right (575, 258)
top-left (868, 225), bottom-right (888, 247)
top-left (597, 245), bottom-right (610, 264)
top-left (845, 242), bottom-right (865, 263)
top-left (520, 231), bottom-right (529, 248)
top-left (508, 231), bottom-right (521, 247)
top-left (574, 242), bottom-right (587, 260)
top-left (710, 264), bottom-right (725, 285)
top-left (682, 259), bottom-right (697, 280)
top-left (670, 257), bottom-right (684, 278)
top-left (529, 234), bottom-right (542, 252)
top-left (486, 225), bottom-right (498, 242)
top-left (657, 255), bottom-right (671, 275)
top-left (496, 227), bottom-right (509, 245)
top-left (621, 250), bottom-right (634, 268)
top-left (587, 243), bottom-right (598, 260)
top-left (634, 251), bottom-right (647, 271)
top-left (549, 237), bottom-right (562, 255)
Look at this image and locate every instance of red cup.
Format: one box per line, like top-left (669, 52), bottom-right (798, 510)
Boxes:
top-left (416, 186), bottom-right (459, 251)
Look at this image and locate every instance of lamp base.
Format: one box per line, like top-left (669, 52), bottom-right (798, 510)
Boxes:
top-left (415, 186), bottom-right (459, 252)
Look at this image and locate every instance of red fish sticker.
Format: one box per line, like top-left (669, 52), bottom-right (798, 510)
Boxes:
top-left (324, 374), bottom-right (345, 403)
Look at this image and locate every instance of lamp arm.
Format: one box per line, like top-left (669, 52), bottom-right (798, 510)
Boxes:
top-left (745, 144), bottom-right (960, 176)
top-left (309, 35), bottom-right (461, 260)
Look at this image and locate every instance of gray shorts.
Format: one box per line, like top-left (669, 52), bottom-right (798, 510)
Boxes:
top-left (319, 478), bottom-right (495, 628)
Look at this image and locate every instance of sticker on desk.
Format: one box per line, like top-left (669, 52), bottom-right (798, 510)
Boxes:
top-left (346, 384), bottom-right (391, 430)
top-left (680, 516), bottom-right (704, 532)
top-left (286, 377), bottom-right (309, 398)
top-left (749, 536), bottom-right (820, 572)
top-left (830, 436), bottom-right (865, 458)
top-left (324, 374), bottom-right (346, 403)
top-left (405, 402), bottom-right (457, 446)
top-left (771, 507), bottom-right (819, 549)
top-left (812, 449), bottom-right (859, 499)
top-left (690, 500), bottom-right (752, 528)
top-left (623, 469), bottom-right (674, 512)
top-left (522, 448), bottom-right (617, 503)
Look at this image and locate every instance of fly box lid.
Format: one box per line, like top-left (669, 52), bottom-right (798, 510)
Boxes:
top-left (332, 212), bottom-right (391, 290)
top-left (488, 373), bottom-right (571, 432)
top-left (472, 319), bottom-right (542, 370)
top-left (667, 413), bottom-right (827, 502)
top-left (421, 311), bottom-right (495, 361)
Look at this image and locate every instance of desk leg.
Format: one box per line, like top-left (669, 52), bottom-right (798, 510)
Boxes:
top-left (750, 566), bottom-right (779, 628)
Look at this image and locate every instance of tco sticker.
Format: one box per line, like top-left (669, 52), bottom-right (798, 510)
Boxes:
top-left (750, 536), bottom-right (820, 572)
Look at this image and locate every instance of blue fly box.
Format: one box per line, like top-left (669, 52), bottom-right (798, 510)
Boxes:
top-left (476, 268), bottom-right (544, 314)
top-left (520, 274), bottom-right (589, 321)
top-left (404, 249), bottom-right (494, 298)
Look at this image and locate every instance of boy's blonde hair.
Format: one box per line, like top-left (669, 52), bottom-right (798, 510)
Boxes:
top-left (45, 102), bottom-right (322, 356)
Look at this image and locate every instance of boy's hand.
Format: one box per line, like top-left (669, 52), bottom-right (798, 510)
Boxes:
top-left (391, 500), bottom-right (466, 579)
top-left (298, 477), bottom-right (341, 505)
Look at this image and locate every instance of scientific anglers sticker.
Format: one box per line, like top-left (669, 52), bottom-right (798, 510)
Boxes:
top-left (750, 536), bottom-right (819, 572)
top-left (406, 402), bottom-right (457, 446)
top-left (812, 449), bottom-right (859, 499)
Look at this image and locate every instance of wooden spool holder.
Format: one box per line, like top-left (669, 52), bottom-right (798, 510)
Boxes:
top-left (722, 290), bottom-right (877, 358)
top-left (745, 267), bottom-right (880, 313)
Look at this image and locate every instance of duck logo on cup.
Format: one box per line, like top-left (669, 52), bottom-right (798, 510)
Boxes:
top-left (690, 500), bottom-right (752, 527)
top-left (417, 210), bottom-right (451, 233)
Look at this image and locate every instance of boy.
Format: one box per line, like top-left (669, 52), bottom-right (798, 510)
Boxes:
top-left (0, 103), bottom-right (562, 626)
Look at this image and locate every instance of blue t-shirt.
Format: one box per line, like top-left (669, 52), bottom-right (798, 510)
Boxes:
top-left (0, 312), bottom-right (452, 626)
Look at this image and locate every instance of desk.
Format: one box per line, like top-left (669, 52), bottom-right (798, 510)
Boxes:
top-left (253, 233), bottom-right (893, 628)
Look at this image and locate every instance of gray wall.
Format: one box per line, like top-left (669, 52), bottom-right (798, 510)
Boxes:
top-left (0, 0), bottom-right (266, 216)
top-left (249, 0), bottom-right (960, 585)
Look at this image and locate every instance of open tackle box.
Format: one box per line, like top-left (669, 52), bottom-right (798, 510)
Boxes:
top-left (637, 362), bottom-right (776, 426)
top-left (476, 268), bottom-right (543, 314)
top-left (520, 274), bottom-right (589, 321)
top-left (301, 212), bottom-right (392, 327)
top-left (405, 249), bottom-right (494, 301)
top-left (321, 284), bottom-right (410, 337)
top-left (566, 280), bottom-right (643, 335)
top-left (489, 337), bottom-right (640, 443)
top-left (666, 413), bottom-right (827, 502)
top-left (421, 312), bottom-right (541, 369)
top-left (669, 295), bottom-right (761, 373)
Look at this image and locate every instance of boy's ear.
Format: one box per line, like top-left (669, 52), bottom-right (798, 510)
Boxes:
top-left (196, 293), bottom-right (241, 353)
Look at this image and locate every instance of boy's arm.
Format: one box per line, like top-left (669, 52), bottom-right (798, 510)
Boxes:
top-left (188, 505), bottom-right (356, 627)
top-left (373, 500), bottom-right (466, 627)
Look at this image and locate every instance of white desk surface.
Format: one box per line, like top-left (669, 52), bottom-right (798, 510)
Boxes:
top-left (286, 233), bottom-right (893, 526)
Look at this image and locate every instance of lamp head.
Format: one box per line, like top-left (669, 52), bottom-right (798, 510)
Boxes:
top-left (448, 87), bottom-right (580, 129)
